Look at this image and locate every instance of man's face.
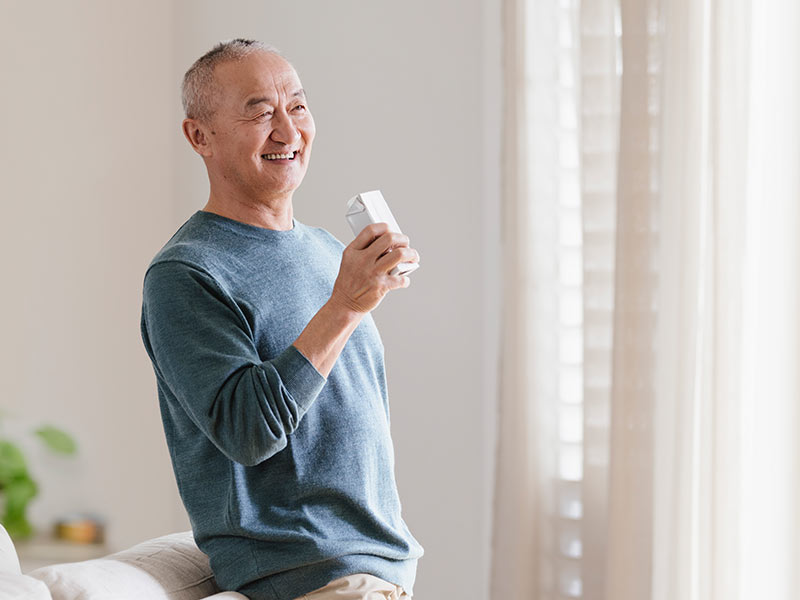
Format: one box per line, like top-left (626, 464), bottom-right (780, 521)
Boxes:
top-left (203, 52), bottom-right (315, 200)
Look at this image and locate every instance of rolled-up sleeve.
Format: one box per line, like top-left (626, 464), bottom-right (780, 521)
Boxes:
top-left (140, 260), bottom-right (326, 466)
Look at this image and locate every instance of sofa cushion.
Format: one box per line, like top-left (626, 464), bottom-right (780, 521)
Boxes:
top-left (0, 572), bottom-right (52, 600)
top-left (27, 531), bottom-right (222, 600)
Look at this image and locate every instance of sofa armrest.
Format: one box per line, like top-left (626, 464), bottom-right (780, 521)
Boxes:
top-left (0, 572), bottom-right (52, 600)
top-left (28, 531), bottom-right (222, 600)
top-left (0, 523), bottom-right (21, 576)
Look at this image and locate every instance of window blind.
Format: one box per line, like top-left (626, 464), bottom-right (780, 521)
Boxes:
top-left (525, 0), bottom-right (621, 597)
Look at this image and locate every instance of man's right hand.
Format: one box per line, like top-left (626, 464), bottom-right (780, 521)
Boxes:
top-left (330, 223), bottom-right (420, 314)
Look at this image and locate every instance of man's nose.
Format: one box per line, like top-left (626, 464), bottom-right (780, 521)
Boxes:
top-left (270, 110), bottom-right (300, 145)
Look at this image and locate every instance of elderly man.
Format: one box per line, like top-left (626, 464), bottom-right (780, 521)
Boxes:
top-left (140, 39), bottom-right (423, 600)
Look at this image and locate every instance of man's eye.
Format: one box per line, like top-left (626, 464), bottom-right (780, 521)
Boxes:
top-left (256, 111), bottom-right (273, 120)
top-left (293, 105), bottom-right (306, 112)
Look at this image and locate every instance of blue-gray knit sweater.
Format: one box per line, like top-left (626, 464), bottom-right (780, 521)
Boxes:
top-left (140, 211), bottom-right (423, 600)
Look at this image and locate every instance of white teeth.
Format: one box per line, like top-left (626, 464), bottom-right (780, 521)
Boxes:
top-left (263, 152), bottom-right (296, 160)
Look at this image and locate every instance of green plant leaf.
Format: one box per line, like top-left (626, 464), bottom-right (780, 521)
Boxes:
top-left (4, 476), bottom-right (37, 510)
top-left (0, 472), bottom-right (38, 542)
top-left (2, 513), bottom-right (34, 540)
top-left (0, 441), bottom-right (29, 484)
top-left (34, 426), bottom-right (77, 455)
top-left (2, 490), bottom-right (34, 540)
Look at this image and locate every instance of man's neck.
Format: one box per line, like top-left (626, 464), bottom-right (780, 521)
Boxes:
top-left (203, 191), bottom-right (294, 231)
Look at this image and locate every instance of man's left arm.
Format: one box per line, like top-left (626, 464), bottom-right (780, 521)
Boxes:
top-left (293, 223), bottom-right (418, 376)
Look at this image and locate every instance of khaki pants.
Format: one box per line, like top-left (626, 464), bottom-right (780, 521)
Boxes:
top-left (293, 573), bottom-right (411, 599)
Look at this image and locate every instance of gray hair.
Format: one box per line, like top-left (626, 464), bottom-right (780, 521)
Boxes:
top-left (181, 38), bottom-right (284, 122)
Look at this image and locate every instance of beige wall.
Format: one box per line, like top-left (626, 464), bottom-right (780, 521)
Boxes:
top-left (0, 1), bottom-right (183, 545)
top-left (0, 1), bottom-right (501, 597)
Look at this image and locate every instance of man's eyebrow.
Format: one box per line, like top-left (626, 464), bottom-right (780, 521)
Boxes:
top-left (245, 97), bottom-right (271, 108)
top-left (244, 89), bottom-right (307, 109)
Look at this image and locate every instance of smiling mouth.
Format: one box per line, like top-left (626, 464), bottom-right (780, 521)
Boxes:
top-left (262, 151), bottom-right (298, 161)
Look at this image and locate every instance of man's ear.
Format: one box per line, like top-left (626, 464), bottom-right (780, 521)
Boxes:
top-left (182, 118), bottom-right (214, 157)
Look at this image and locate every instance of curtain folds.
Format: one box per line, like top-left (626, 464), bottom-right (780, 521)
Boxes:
top-left (490, 0), bottom-right (539, 596)
top-left (492, 0), bottom-right (800, 598)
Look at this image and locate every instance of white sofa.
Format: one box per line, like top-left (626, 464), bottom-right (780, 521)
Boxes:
top-left (0, 524), bottom-right (249, 600)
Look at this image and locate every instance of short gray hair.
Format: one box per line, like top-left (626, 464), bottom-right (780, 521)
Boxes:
top-left (181, 38), bottom-right (283, 122)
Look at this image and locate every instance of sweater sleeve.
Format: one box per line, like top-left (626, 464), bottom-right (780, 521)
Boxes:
top-left (140, 260), bottom-right (327, 467)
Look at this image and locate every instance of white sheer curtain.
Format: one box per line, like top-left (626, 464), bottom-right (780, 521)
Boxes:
top-left (491, 0), bottom-right (800, 598)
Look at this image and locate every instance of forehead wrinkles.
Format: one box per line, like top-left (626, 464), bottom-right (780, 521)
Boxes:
top-left (258, 67), bottom-right (304, 106)
top-left (218, 56), bottom-right (302, 112)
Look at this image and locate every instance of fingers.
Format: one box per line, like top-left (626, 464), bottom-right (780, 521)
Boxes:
top-left (376, 271), bottom-right (411, 294)
top-left (376, 246), bottom-right (419, 273)
top-left (351, 223), bottom-right (409, 255)
top-left (373, 232), bottom-right (410, 259)
top-left (391, 274), bottom-right (411, 290)
top-left (334, 225), bottom-right (417, 313)
top-left (351, 222), bottom-right (392, 250)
